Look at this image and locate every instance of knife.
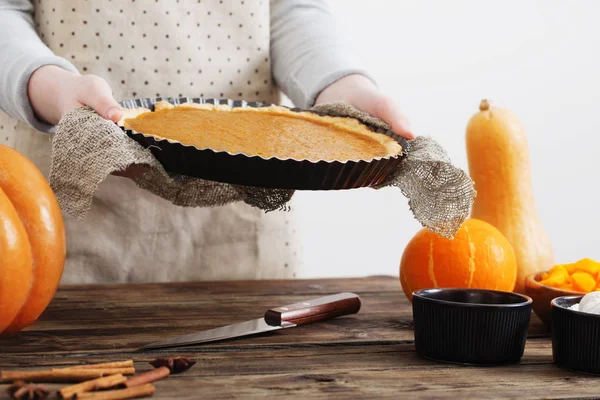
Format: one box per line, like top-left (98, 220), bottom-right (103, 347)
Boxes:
top-left (139, 292), bottom-right (361, 350)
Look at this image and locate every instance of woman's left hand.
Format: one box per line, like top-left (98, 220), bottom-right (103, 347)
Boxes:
top-left (315, 74), bottom-right (415, 140)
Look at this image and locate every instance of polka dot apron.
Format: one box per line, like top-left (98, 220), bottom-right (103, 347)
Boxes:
top-left (0, 0), bottom-right (301, 283)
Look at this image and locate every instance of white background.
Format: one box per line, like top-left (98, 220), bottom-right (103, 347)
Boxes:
top-left (292, 0), bottom-right (600, 279)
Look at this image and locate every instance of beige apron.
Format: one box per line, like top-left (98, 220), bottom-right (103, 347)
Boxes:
top-left (0, 0), bottom-right (301, 283)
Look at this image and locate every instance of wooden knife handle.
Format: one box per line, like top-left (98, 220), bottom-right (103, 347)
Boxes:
top-left (264, 292), bottom-right (361, 327)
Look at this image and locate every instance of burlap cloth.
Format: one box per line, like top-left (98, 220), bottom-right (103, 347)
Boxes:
top-left (49, 102), bottom-right (476, 238)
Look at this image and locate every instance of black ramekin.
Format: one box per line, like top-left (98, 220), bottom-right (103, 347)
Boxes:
top-left (412, 288), bottom-right (533, 365)
top-left (551, 295), bottom-right (600, 375)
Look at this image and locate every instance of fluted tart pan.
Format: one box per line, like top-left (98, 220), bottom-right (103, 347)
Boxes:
top-left (118, 97), bottom-right (409, 190)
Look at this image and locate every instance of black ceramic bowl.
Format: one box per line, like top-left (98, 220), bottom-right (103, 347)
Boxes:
top-left (551, 295), bottom-right (600, 375)
top-left (412, 288), bottom-right (533, 365)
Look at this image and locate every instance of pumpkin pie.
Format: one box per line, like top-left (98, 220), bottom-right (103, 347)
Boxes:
top-left (118, 100), bottom-right (402, 163)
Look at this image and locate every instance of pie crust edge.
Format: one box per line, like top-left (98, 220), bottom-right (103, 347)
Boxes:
top-left (118, 101), bottom-right (403, 161)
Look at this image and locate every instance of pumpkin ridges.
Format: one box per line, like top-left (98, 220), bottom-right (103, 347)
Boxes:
top-left (399, 219), bottom-right (517, 301)
top-left (399, 228), bottom-right (435, 301)
top-left (427, 238), bottom-right (438, 288)
top-left (0, 144), bottom-right (66, 334)
top-left (464, 226), bottom-right (477, 288)
top-left (0, 186), bottom-right (34, 333)
top-left (469, 219), bottom-right (517, 292)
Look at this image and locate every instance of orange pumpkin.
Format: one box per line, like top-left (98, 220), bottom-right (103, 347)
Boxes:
top-left (0, 144), bottom-right (66, 334)
top-left (400, 218), bottom-right (517, 301)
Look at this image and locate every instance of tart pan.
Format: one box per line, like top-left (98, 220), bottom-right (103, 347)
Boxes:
top-left (118, 97), bottom-right (409, 191)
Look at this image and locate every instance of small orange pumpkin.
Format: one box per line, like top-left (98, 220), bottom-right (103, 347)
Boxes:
top-left (0, 144), bottom-right (66, 334)
top-left (400, 218), bottom-right (517, 301)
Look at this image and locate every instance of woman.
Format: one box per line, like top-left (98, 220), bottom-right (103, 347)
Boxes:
top-left (0, 0), bottom-right (413, 283)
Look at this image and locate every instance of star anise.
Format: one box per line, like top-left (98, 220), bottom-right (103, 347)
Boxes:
top-left (149, 357), bottom-right (196, 374)
top-left (6, 380), bottom-right (49, 400)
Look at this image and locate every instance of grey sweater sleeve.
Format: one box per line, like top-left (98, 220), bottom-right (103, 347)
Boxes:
top-left (270, 0), bottom-right (375, 109)
top-left (0, 0), bottom-right (78, 133)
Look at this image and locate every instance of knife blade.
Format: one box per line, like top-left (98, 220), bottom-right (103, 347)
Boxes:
top-left (139, 292), bottom-right (361, 350)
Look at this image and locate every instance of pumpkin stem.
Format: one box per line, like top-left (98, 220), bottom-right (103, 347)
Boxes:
top-left (479, 99), bottom-right (490, 111)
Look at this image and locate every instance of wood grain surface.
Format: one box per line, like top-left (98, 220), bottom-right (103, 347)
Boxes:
top-left (1, 276), bottom-right (596, 399)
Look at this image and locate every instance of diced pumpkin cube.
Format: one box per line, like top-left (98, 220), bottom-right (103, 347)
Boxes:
top-left (571, 271), bottom-right (596, 293)
top-left (573, 258), bottom-right (600, 277)
top-left (540, 265), bottom-right (569, 286)
top-left (564, 263), bottom-right (578, 274)
top-left (541, 272), bottom-right (550, 280)
top-left (550, 265), bottom-right (569, 278)
top-left (540, 279), bottom-right (557, 287)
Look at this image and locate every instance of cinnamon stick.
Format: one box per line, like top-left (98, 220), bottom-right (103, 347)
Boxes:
top-left (1, 369), bottom-right (105, 383)
top-left (60, 361), bottom-right (134, 370)
top-left (1, 368), bottom-right (132, 383)
top-left (58, 374), bottom-right (127, 399)
top-left (122, 367), bottom-right (170, 388)
top-left (75, 383), bottom-right (155, 400)
top-left (52, 368), bottom-right (135, 376)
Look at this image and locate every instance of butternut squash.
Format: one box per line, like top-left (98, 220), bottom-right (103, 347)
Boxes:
top-left (465, 99), bottom-right (554, 293)
top-left (0, 144), bottom-right (66, 335)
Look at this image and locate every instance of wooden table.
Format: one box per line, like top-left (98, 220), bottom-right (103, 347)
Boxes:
top-left (1, 276), bottom-right (598, 399)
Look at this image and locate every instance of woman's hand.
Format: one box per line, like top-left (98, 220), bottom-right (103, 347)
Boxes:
top-left (315, 74), bottom-right (415, 140)
top-left (28, 66), bottom-right (123, 126)
top-left (28, 66), bottom-right (145, 177)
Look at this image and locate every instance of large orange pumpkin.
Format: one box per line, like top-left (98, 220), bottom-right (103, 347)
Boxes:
top-left (400, 218), bottom-right (517, 301)
top-left (0, 144), bottom-right (66, 335)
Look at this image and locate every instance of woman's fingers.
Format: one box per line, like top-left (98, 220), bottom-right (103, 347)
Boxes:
top-left (315, 74), bottom-right (416, 140)
top-left (72, 75), bottom-right (149, 178)
top-left (363, 95), bottom-right (415, 140)
top-left (76, 75), bottom-right (123, 123)
top-left (28, 67), bottom-right (123, 125)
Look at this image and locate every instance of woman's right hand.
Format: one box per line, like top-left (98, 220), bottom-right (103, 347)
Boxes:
top-left (27, 65), bottom-right (123, 126)
top-left (28, 66), bottom-right (148, 178)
